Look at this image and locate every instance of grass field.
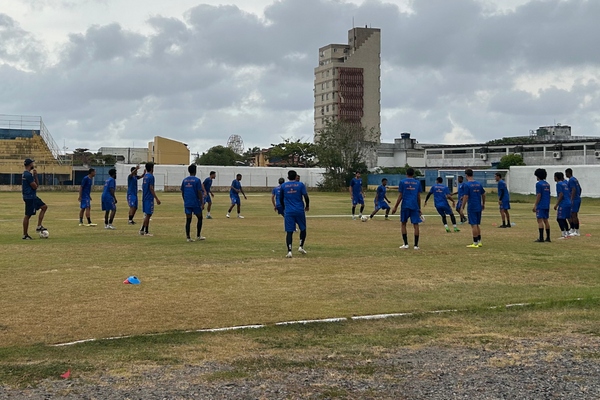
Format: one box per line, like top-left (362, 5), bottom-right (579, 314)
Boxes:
top-left (1, 190), bottom-right (599, 387)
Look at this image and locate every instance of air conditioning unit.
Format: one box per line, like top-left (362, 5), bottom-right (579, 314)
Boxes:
top-left (553, 151), bottom-right (562, 160)
top-left (480, 154), bottom-right (488, 161)
top-left (595, 151), bottom-right (600, 158)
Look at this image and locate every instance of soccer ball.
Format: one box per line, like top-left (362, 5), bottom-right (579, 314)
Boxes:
top-left (361, 215), bottom-right (369, 222)
top-left (39, 230), bottom-right (49, 239)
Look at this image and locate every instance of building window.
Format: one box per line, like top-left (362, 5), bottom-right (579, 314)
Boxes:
top-left (322, 95), bottom-right (324, 101)
top-left (344, 48), bottom-right (348, 54)
top-left (333, 68), bottom-right (336, 75)
top-left (320, 51), bottom-right (324, 57)
top-left (322, 83), bottom-right (325, 90)
top-left (321, 71), bottom-right (324, 78)
top-left (333, 81), bottom-right (336, 88)
top-left (326, 93), bottom-right (329, 100)
top-left (321, 107), bottom-right (324, 115)
top-left (326, 105), bottom-right (329, 112)
top-left (327, 70), bottom-right (329, 77)
top-left (332, 104), bottom-right (335, 111)
top-left (326, 81), bottom-right (329, 88)
top-left (334, 48), bottom-right (337, 53)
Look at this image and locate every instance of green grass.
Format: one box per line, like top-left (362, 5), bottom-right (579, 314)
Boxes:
top-left (0, 190), bottom-right (599, 386)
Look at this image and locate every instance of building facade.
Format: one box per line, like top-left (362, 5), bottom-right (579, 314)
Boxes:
top-left (98, 147), bottom-right (148, 164)
top-left (148, 136), bottom-right (190, 165)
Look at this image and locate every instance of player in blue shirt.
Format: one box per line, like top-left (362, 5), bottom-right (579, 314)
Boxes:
top-left (127, 165), bottom-right (144, 225)
top-left (532, 168), bottom-right (551, 242)
top-left (369, 178), bottom-right (391, 220)
top-left (140, 162), bottom-right (161, 236)
top-left (181, 164), bottom-right (206, 242)
top-left (349, 172), bottom-right (365, 220)
top-left (78, 168), bottom-right (97, 227)
top-left (272, 178), bottom-right (285, 217)
top-left (495, 173), bottom-right (511, 228)
top-left (101, 169), bottom-right (118, 230)
top-left (425, 177), bottom-right (459, 233)
top-left (452, 175), bottom-right (468, 224)
top-left (279, 170), bottom-right (310, 258)
top-left (227, 174), bottom-right (247, 218)
top-left (203, 171), bottom-right (216, 219)
top-left (21, 158), bottom-right (48, 240)
top-left (554, 171), bottom-right (572, 240)
top-left (565, 168), bottom-right (582, 237)
top-left (460, 168), bottom-right (486, 248)
top-left (392, 168), bottom-right (422, 250)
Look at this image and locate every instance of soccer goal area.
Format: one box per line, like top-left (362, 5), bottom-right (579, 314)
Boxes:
top-left (437, 169), bottom-right (510, 192)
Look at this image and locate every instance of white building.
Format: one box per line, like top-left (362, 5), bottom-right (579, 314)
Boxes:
top-left (98, 147), bottom-right (148, 164)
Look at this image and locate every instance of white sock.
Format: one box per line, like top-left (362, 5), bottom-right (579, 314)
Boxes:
top-left (207, 212), bottom-right (210, 216)
top-left (444, 224), bottom-right (448, 229)
top-left (453, 224), bottom-right (457, 228)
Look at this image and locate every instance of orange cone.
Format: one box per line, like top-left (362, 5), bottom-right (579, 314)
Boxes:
top-left (61, 369), bottom-right (71, 379)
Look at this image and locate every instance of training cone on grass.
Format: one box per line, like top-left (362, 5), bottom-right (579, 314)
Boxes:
top-left (61, 369), bottom-right (71, 379)
top-left (492, 223), bottom-right (497, 226)
top-left (587, 234), bottom-right (592, 237)
top-left (123, 276), bottom-right (141, 284)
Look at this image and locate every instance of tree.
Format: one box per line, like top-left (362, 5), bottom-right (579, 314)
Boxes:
top-left (497, 154), bottom-right (525, 169)
top-left (196, 146), bottom-right (243, 166)
top-left (375, 164), bottom-right (423, 176)
top-left (314, 120), bottom-right (378, 190)
top-left (267, 138), bottom-right (316, 167)
top-left (486, 137), bottom-right (535, 145)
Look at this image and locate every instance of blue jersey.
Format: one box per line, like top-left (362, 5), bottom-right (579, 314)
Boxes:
top-left (127, 174), bottom-right (140, 196)
top-left (203, 177), bottom-right (213, 194)
top-left (429, 184), bottom-right (451, 208)
top-left (457, 182), bottom-right (466, 200)
top-left (22, 170), bottom-right (36, 199)
top-left (281, 181), bottom-right (307, 215)
top-left (142, 173), bottom-right (155, 202)
top-left (536, 180), bottom-right (551, 209)
top-left (567, 176), bottom-right (581, 201)
top-left (81, 176), bottom-right (93, 200)
top-left (399, 178), bottom-right (421, 210)
top-left (556, 181), bottom-right (571, 207)
top-left (497, 180), bottom-right (509, 202)
top-left (464, 180), bottom-right (485, 212)
top-left (181, 176), bottom-right (202, 208)
top-left (350, 178), bottom-right (362, 197)
top-left (272, 185), bottom-right (282, 207)
top-left (230, 179), bottom-right (241, 196)
top-left (101, 177), bottom-right (116, 202)
top-left (375, 185), bottom-right (387, 204)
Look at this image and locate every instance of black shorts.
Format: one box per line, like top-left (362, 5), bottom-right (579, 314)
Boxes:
top-left (24, 198), bottom-right (45, 216)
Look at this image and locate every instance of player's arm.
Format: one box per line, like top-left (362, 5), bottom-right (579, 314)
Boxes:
top-left (279, 187), bottom-right (285, 212)
top-left (460, 194), bottom-right (468, 213)
top-left (446, 194), bottom-right (455, 205)
top-left (570, 185), bottom-right (576, 203)
top-left (150, 184), bottom-right (161, 205)
top-left (78, 182), bottom-right (82, 201)
top-left (110, 185), bottom-right (117, 203)
top-left (384, 194), bottom-right (391, 203)
top-left (240, 186), bottom-right (247, 199)
top-left (417, 192), bottom-right (422, 215)
top-left (391, 192), bottom-right (403, 214)
top-left (533, 193), bottom-right (541, 213)
top-left (554, 191), bottom-right (563, 210)
top-left (197, 187), bottom-right (205, 209)
top-left (271, 191), bottom-right (276, 209)
top-left (28, 173), bottom-right (38, 191)
top-left (303, 193), bottom-right (310, 212)
top-left (481, 192), bottom-right (486, 211)
top-left (130, 166), bottom-right (140, 178)
top-left (498, 187), bottom-right (504, 204)
top-left (424, 192), bottom-right (432, 206)
top-left (349, 184), bottom-right (353, 199)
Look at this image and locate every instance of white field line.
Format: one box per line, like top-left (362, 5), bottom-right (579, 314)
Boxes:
top-left (51, 298), bottom-right (588, 347)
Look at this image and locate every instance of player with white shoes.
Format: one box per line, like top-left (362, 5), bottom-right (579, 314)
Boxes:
top-left (554, 171), bottom-right (571, 240)
top-left (461, 169), bottom-right (486, 248)
top-left (203, 171), bottom-right (216, 219)
top-left (369, 178), bottom-right (391, 220)
top-left (227, 174), bottom-right (247, 219)
top-left (391, 168), bottom-right (422, 250)
top-left (101, 168), bottom-right (118, 230)
top-left (565, 168), bottom-right (582, 237)
top-left (425, 177), bottom-right (459, 233)
top-left (127, 165), bottom-right (144, 225)
top-left (181, 164), bottom-right (206, 242)
top-left (349, 172), bottom-right (365, 220)
top-left (78, 168), bottom-right (97, 227)
top-left (280, 170), bottom-right (309, 258)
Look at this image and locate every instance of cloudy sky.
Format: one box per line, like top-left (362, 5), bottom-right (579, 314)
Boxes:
top-left (1, 0), bottom-right (599, 156)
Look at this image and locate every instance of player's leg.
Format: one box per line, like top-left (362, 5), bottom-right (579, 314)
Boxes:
top-left (185, 213), bottom-right (192, 240)
top-left (285, 215), bottom-right (295, 257)
top-left (400, 211), bottom-right (409, 248)
top-left (227, 198), bottom-right (235, 217)
top-left (385, 208), bottom-right (390, 218)
top-left (23, 200), bottom-right (33, 238)
top-left (505, 209), bottom-right (511, 227)
top-left (104, 210), bottom-right (110, 226)
top-left (370, 205), bottom-right (380, 219)
top-left (543, 218), bottom-right (551, 241)
top-left (109, 208), bottom-right (116, 227)
top-left (352, 204), bottom-right (356, 219)
top-left (449, 212), bottom-right (459, 232)
top-left (23, 214), bottom-right (31, 237)
top-left (413, 220), bottom-right (420, 249)
top-left (359, 200), bottom-right (365, 218)
top-left (37, 201), bottom-right (47, 231)
top-left (206, 200), bottom-right (212, 218)
top-left (535, 218), bottom-right (544, 242)
top-left (236, 201), bottom-right (243, 218)
top-left (297, 214), bottom-right (307, 254)
top-left (196, 212), bottom-right (204, 240)
top-left (79, 206), bottom-right (84, 224)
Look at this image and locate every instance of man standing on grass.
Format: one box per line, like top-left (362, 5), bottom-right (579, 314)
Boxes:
top-left (22, 159), bottom-right (48, 240)
top-left (495, 172), bottom-right (511, 228)
top-left (565, 168), bottom-right (582, 237)
top-left (350, 172), bottom-right (365, 220)
top-left (369, 178), bottom-right (391, 220)
top-left (392, 168), bottom-right (422, 250)
top-left (280, 170), bottom-right (309, 258)
top-left (140, 162), bottom-right (161, 236)
top-left (181, 164), bottom-right (206, 242)
top-left (554, 172), bottom-right (571, 240)
top-left (461, 168), bottom-right (486, 248)
top-left (203, 171), bottom-right (216, 219)
top-left (533, 168), bottom-right (551, 243)
top-left (101, 169), bottom-right (118, 230)
top-left (227, 174), bottom-right (247, 218)
top-left (272, 177), bottom-right (285, 217)
top-left (78, 168), bottom-right (97, 227)
top-left (127, 165), bottom-right (144, 225)
top-left (425, 177), bottom-right (459, 233)
top-left (453, 175), bottom-right (467, 224)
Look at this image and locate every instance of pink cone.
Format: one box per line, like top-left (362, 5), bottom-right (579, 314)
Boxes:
top-left (61, 369), bottom-right (71, 379)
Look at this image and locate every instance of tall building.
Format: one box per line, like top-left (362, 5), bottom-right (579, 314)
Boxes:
top-left (314, 26), bottom-right (381, 143)
top-left (148, 136), bottom-right (190, 165)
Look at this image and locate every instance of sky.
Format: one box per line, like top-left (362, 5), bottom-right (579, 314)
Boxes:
top-left (1, 0), bottom-right (600, 156)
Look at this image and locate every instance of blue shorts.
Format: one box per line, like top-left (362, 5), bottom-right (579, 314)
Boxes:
top-left (456, 201), bottom-right (463, 212)
top-left (352, 194), bottom-right (364, 206)
top-left (375, 201), bottom-right (391, 211)
top-left (127, 194), bottom-right (138, 208)
top-left (285, 213), bottom-right (306, 232)
top-left (276, 206), bottom-right (284, 215)
top-left (185, 206), bottom-right (202, 215)
top-left (204, 195), bottom-right (212, 204)
top-left (102, 199), bottom-right (116, 211)
top-left (571, 199), bottom-right (581, 214)
top-left (143, 200), bottom-right (154, 215)
top-left (230, 195), bottom-right (240, 205)
top-left (436, 205), bottom-right (453, 216)
top-left (401, 208), bottom-right (421, 224)
top-left (468, 211), bottom-right (482, 225)
top-left (499, 201), bottom-right (511, 210)
top-left (536, 208), bottom-right (549, 220)
top-left (557, 205), bottom-right (571, 220)
top-left (24, 197), bottom-right (45, 216)
top-left (80, 198), bottom-right (91, 209)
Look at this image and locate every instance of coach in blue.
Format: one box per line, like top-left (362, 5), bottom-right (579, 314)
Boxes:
top-left (280, 170), bottom-right (309, 259)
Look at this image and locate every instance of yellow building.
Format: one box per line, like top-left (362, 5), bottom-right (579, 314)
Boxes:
top-left (148, 136), bottom-right (190, 165)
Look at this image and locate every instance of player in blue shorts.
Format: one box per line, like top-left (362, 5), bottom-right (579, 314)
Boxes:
top-left (140, 162), bottom-right (161, 236)
top-left (460, 168), bottom-right (486, 248)
top-left (78, 168), bottom-right (97, 227)
top-left (227, 174), bottom-right (247, 218)
top-left (203, 171), bottom-right (216, 219)
top-left (127, 165), bottom-right (144, 225)
top-left (495, 172), bottom-right (511, 228)
top-left (181, 164), bottom-right (206, 242)
top-left (554, 171), bottom-right (572, 240)
top-left (350, 172), bottom-right (365, 220)
top-left (425, 177), bottom-right (459, 233)
top-left (392, 168), bottom-right (422, 250)
top-left (280, 170), bottom-right (310, 258)
top-left (369, 178), bottom-right (391, 220)
top-left (452, 175), bottom-right (468, 224)
top-left (272, 178), bottom-right (285, 217)
top-left (532, 168), bottom-right (551, 242)
top-left (21, 159), bottom-right (48, 240)
top-left (101, 169), bottom-right (118, 230)
top-left (565, 168), bottom-right (582, 237)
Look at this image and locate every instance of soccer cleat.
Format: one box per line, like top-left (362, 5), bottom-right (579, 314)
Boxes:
top-left (128, 220), bottom-right (136, 225)
top-left (36, 226), bottom-right (47, 232)
top-left (22, 235), bottom-right (34, 240)
top-left (197, 236), bottom-right (206, 241)
top-left (298, 247), bottom-right (307, 254)
top-left (358, 213), bottom-right (363, 218)
top-left (467, 244), bottom-right (479, 248)
top-left (545, 238), bottom-right (552, 242)
top-left (385, 216), bottom-right (389, 220)
top-left (286, 252), bottom-right (293, 258)
top-left (454, 228), bottom-right (460, 232)
top-left (399, 244), bottom-right (409, 249)
top-left (414, 246), bottom-right (420, 250)
top-left (206, 215), bottom-right (213, 219)
top-left (445, 227), bottom-right (451, 233)
top-left (226, 214), bottom-right (230, 218)
top-left (139, 229), bottom-right (145, 235)
top-left (534, 238), bottom-right (545, 242)
top-left (570, 231), bottom-right (580, 237)
top-left (477, 243), bottom-right (483, 247)
top-left (86, 223), bottom-right (97, 227)
top-left (144, 232), bottom-right (154, 237)
top-left (557, 236), bottom-right (568, 240)
top-left (237, 215), bottom-right (244, 219)
top-left (499, 225), bottom-right (507, 228)
top-left (79, 223), bottom-right (84, 226)
top-left (105, 225), bottom-right (116, 230)
top-left (352, 216), bottom-right (356, 220)
top-left (187, 238), bottom-right (195, 242)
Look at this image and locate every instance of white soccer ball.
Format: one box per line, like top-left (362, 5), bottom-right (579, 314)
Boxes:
top-left (39, 230), bottom-right (49, 239)
top-left (361, 215), bottom-right (369, 222)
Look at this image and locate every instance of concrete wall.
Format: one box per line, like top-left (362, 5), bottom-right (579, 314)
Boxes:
top-left (148, 136), bottom-right (190, 165)
top-left (510, 165), bottom-right (600, 198)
